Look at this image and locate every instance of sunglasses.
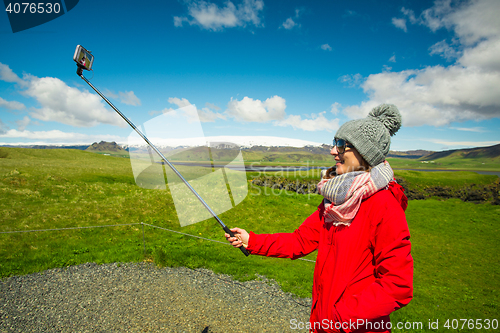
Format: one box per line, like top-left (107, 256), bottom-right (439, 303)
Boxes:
top-left (333, 138), bottom-right (354, 154)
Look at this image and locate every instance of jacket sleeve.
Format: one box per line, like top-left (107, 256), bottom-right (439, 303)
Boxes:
top-left (247, 204), bottom-right (323, 259)
top-left (333, 202), bottom-right (414, 330)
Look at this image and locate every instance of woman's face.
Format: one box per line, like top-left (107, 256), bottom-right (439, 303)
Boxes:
top-left (330, 144), bottom-right (368, 175)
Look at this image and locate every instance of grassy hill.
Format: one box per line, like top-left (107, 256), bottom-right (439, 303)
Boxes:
top-left (424, 143), bottom-right (500, 160)
top-left (387, 149), bottom-right (433, 159)
top-left (241, 145), bottom-right (332, 164)
top-left (387, 144), bottom-right (500, 170)
top-left (388, 149), bottom-right (500, 171)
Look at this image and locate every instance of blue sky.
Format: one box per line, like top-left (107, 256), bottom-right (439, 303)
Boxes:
top-left (1, 0), bottom-right (499, 151)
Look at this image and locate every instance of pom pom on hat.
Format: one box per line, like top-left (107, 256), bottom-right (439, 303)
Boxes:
top-left (334, 103), bottom-right (402, 166)
top-left (368, 104), bottom-right (402, 136)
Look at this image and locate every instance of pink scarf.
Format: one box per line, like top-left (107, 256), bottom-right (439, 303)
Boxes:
top-left (317, 161), bottom-right (394, 226)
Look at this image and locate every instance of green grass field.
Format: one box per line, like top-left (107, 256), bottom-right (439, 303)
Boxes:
top-left (1, 147), bottom-right (499, 331)
top-left (387, 156), bottom-right (500, 172)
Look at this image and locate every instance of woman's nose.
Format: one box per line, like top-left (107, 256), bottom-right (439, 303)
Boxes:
top-left (330, 146), bottom-right (338, 155)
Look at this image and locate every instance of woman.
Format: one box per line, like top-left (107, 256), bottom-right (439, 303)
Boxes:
top-left (226, 104), bottom-right (413, 333)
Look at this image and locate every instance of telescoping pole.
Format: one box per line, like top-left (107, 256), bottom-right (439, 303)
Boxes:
top-left (77, 66), bottom-right (249, 256)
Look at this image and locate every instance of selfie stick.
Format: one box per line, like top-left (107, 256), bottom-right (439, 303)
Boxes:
top-left (76, 65), bottom-right (249, 257)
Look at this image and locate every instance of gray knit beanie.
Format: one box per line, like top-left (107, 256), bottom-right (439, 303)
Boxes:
top-left (335, 104), bottom-right (402, 166)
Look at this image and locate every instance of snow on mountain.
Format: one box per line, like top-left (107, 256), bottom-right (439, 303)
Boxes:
top-left (124, 136), bottom-right (324, 149)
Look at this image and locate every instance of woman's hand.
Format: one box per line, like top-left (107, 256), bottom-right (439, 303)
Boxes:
top-left (225, 227), bottom-right (249, 248)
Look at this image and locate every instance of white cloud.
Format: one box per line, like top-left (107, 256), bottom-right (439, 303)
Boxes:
top-left (0, 63), bottom-right (25, 85)
top-left (416, 0), bottom-right (500, 70)
top-left (281, 8), bottom-right (303, 30)
top-left (401, 7), bottom-right (417, 24)
top-left (391, 17), bottom-right (407, 32)
top-left (397, 0), bottom-right (500, 45)
top-left (15, 116), bottom-right (31, 131)
top-left (102, 89), bottom-right (118, 99)
top-left (394, 2), bottom-right (452, 33)
top-left (22, 75), bottom-right (124, 127)
top-left (348, 0), bottom-right (500, 127)
top-left (174, 16), bottom-right (189, 27)
top-left (190, 1), bottom-right (239, 29)
top-left (168, 97), bottom-right (191, 109)
top-left (321, 44), bottom-right (332, 51)
top-left (435, 0), bottom-right (500, 45)
top-left (418, 0), bottom-right (453, 32)
top-left (174, 0), bottom-right (264, 31)
top-left (226, 95), bottom-right (339, 132)
top-left (330, 102), bottom-right (341, 115)
top-left (389, 55), bottom-right (396, 63)
top-left (450, 126), bottom-right (486, 133)
top-left (205, 102), bottom-right (220, 110)
top-left (198, 106), bottom-right (226, 122)
top-left (0, 96), bottom-right (25, 110)
top-left (0, 63), bottom-right (127, 128)
top-left (276, 112), bottom-right (339, 132)
top-left (346, 65), bottom-right (500, 126)
top-left (156, 95), bottom-right (339, 133)
top-left (281, 18), bottom-right (297, 30)
top-left (226, 95), bottom-right (286, 122)
top-left (103, 89), bottom-right (141, 106)
top-left (339, 73), bottom-right (363, 88)
top-left (459, 38), bottom-right (500, 71)
top-left (429, 40), bottom-right (461, 61)
top-left (118, 91), bottom-right (141, 106)
top-left (159, 97), bottom-right (226, 123)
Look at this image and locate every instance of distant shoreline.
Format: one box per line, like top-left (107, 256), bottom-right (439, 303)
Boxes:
top-left (170, 162), bottom-right (500, 177)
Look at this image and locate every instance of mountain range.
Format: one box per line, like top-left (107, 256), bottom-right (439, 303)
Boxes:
top-left (2, 141), bottom-right (500, 161)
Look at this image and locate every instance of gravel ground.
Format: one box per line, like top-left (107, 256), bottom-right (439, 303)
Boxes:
top-left (0, 262), bottom-right (312, 333)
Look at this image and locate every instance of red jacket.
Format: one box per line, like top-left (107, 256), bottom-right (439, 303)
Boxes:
top-left (247, 182), bottom-right (413, 333)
